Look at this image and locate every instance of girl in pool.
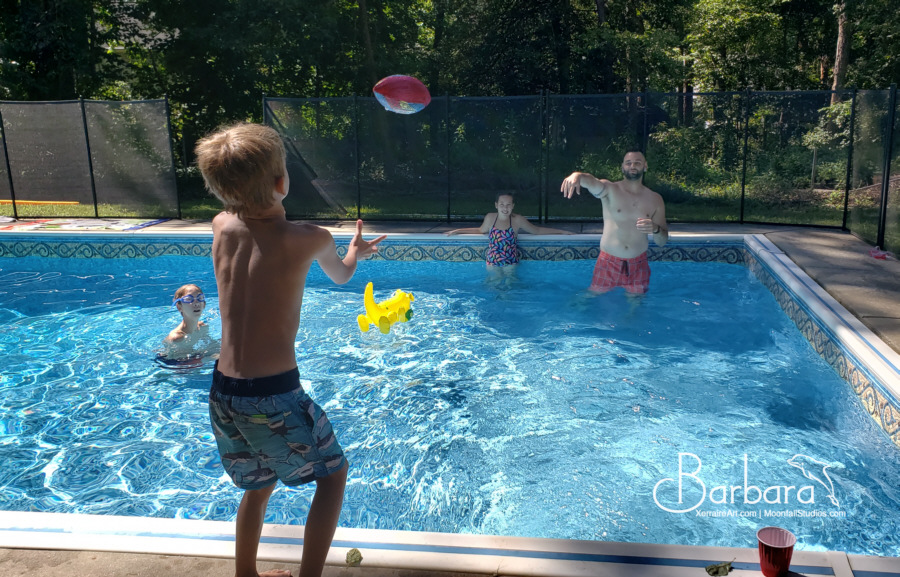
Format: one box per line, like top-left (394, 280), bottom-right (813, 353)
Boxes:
top-left (158, 283), bottom-right (217, 367)
top-left (446, 193), bottom-right (573, 278)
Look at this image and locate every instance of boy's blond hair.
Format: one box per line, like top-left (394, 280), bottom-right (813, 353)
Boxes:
top-left (194, 123), bottom-right (287, 216)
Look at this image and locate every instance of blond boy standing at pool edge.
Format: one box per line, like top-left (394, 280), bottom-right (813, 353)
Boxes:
top-left (195, 122), bottom-right (385, 577)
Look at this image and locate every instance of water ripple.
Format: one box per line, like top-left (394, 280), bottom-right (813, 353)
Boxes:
top-left (0, 258), bottom-right (898, 556)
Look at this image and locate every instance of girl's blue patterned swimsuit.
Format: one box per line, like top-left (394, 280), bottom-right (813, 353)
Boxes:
top-left (485, 215), bottom-right (519, 266)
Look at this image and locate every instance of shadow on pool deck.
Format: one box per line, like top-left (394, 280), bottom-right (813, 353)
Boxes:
top-left (3, 220), bottom-right (900, 576)
top-left (0, 548), bottom-right (476, 577)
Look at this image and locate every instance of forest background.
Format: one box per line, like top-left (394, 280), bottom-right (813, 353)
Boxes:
top-left (0, 0), bottom-right (898, 245)
top-left (2, 0), bottom-right (896, 150)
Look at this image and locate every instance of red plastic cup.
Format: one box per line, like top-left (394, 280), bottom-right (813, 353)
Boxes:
top-left (757, 526), bottom-right (797, 577)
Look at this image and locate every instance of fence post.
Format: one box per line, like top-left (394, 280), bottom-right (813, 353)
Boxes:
top-left (354, 95), bottom-right (361, 220)
top-left (740, 88), bottom-right (752, 223)
top-left (80, 98), bottom-right (100, 218)
top-left (876, 83), bottom-right (897, 248)
top-left (537, 90), bottom-right (542, 222)
top-left (642, 90), bottom-right (650, 153)
top-left (541, 90), bottom-right (550, 223)
top-left (445, 93), bottom-right (452, 223)
top-left (164, 95), bottom-right (181, 220)
top-left (0, 105), bottom-right (17, 220)
top-left (841, 88), bottom-right (857, 231)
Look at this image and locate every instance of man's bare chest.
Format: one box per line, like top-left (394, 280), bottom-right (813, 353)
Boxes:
top-left (605, 193), bottom-right (654, 219)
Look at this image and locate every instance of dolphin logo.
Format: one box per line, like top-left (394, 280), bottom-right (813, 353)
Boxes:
top-left (787, 454), bottom-right (840, 507)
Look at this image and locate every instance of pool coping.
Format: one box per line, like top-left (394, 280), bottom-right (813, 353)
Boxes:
top-left (1, 230), bottom-right (899, 574)
top-left (2, 510), bottom-right (899, 577)
top-left (745, 235), bottom-right (900, 446)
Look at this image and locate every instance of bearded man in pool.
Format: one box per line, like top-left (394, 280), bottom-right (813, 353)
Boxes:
top-left (561, 150), bottom-right (669, 295)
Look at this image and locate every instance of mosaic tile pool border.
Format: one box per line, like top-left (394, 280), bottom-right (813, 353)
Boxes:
top-left (0, 236), bottom-right (213, 259)
top-left (0, 235), bottom-right (746, 264)
top-left (745, 244), bottom-right (900, 448)
top-left (1, 233), bottom-right (897, 447)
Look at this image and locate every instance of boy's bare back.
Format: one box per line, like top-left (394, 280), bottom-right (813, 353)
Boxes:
top-left (212, 213), bottom-right (329, 378)
top-left (213, 214), bottom-right (383, 379)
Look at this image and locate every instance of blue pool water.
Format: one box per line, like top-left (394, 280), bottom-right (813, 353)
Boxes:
top-left (0, 254), bottom-right (898, 557)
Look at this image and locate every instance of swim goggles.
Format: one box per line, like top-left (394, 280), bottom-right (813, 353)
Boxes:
top-left (173, 294), bottom-right (206, 305)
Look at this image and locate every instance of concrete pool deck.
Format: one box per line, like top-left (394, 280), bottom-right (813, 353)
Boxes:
top-left (1, 220), bottom-right (899, 576)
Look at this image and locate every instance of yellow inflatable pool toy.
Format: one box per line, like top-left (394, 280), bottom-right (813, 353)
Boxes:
top-left (357, 282), bottom-right (415, 334)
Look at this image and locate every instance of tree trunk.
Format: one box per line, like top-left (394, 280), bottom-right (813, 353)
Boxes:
top-left (428, 0), bottom-right (446, 94)
top-left (357, 0), bottom-right (394, 178)
top-left (553, 0), bottom-right (571, 94)
top-left (681, 46), bottom-right (693, 126)
top-left (357, 0), bottom-right (378, 89)
top-left (594, 0), bottom-right (606, 26)
top-left (831, 1), bottom-right (849, 105)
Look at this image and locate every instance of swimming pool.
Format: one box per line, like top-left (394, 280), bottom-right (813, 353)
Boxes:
top-left (0, 233), bottom-right (899, 561)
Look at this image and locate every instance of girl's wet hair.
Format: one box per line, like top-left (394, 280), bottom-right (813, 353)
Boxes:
top-left (174, 284), bottom-right (202, 300)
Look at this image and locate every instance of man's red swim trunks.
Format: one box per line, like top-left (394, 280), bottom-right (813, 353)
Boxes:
top-left (590, 251), bottom-right (651, 294)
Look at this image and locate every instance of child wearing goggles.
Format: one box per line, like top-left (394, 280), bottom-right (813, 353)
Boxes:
top-left (159, 284), bottom-right (213, 364)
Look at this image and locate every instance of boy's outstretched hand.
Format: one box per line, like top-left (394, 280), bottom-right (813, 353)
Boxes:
top-left (350, 219), bottom-right (386, 260)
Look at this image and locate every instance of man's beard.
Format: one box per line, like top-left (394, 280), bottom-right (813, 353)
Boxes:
top-left (622, 169), bottom-right (644, 181)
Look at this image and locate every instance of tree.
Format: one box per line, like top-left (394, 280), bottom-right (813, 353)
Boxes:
top-left (831, 1), bottom-right (849, 103)
top-left (2, 0), bottom-right (898, 122)
top-left (0, 0), bottom-right (126, 100)
top-left (425, 0), bottom-right (594, 96)
top-left (116, 0), bottom-right (428, 146)
top-left (688, 0), bottom-right (785, 91)
top-left (845, 0), bottom-right (900, 89)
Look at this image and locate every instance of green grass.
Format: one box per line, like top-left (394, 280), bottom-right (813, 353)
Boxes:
top-left (179, 198), bottom-right (223, 220)
top-left (0, 203), bottom-right (170, 219)
top-left (0, 198), bottom-right (223, 221)
top-left (850, 207), bottom-right (900, 252)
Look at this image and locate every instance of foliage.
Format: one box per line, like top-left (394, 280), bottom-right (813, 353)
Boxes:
top-left (802, 99), bottom-right (853, 150)
top-left (689, 0), bottom-right (785, 91)
top-left (0, 0), bottom-right (127, 100)
top-left (3, 0), bottom-right (899, 131)
top-left (1, 0), bottom-right (898, 233)
top-left (845, 0), bottom-right (900, 89)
